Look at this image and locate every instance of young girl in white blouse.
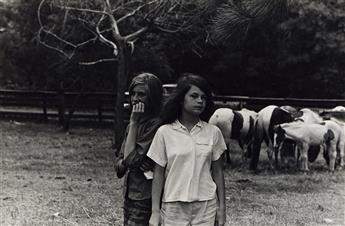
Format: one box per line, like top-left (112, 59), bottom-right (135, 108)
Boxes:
top-left (147, 74), bottom-right (227, 226)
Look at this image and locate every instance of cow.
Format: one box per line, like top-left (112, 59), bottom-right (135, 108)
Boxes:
top-left (277, 108), bottom-right (345, 170)
top-left (324, 120), bottom-right (345, 169)
top-left (320, 106), bottom-right (345, 168)
top-left (320, 106), bottom-right (345, 121)
top-left (298, 108), bottom-right (324, 124)
top-left (273, 122), bottom-right (340, 171)
top-left (209, 108), bottom-right (257, 165)
top-left (249, 105), bottom-right (301, 171)
top-left (331, 106), bottom-right (345, 112)
top-left (296, 108), bottom-right (325, 163)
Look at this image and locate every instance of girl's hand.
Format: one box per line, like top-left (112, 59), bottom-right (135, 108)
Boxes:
top-left (130, 102), bottom-right (145, 122)
top-left (215, 208), bottom-right (226, 226)
top-left (149, 212), bottom-right (160, 226)
top-left (139, 160), bottom-right (152, 172)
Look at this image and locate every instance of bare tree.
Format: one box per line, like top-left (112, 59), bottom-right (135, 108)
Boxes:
top-left (37, 0), bottom-right (211, 146)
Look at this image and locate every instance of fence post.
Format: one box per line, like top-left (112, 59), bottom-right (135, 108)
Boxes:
top-left (42, 92), bottom-right (48, 121)
top-left (58, 82), bottom-right (65, 126)
top-left (98, 98), bottom-right (103, 123)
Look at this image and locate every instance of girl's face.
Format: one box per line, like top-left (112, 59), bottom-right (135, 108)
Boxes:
top-left (182, 85), bottom-right (206, 117)
top-left (131, 84), bottom-right (148, 106)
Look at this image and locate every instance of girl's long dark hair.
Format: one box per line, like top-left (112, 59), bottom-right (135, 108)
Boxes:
top-left (160, 73), bottom-right (214, 124)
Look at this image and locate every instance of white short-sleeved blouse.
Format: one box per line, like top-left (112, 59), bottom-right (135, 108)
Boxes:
top-left (147, 120), bottom-right (226, 202)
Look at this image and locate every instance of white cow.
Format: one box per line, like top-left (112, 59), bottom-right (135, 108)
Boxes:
top-left (273, 123), bottom-right (336, 171)
top-left (289, 108), bottom-right (345, 170)
top-left (298, 108), bottom-right (323, 124)
top-left (331, 106), bottom-right (345, 112)
top-left (296, 108), bottom-right (325, 163)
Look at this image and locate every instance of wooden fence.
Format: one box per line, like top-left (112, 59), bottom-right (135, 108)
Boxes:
top-left (213, 95), bottom-right (345, 111)
top-left (0, 89), bottom-right (120, 123)
top-left (0, 89), bottom-right (344, 123)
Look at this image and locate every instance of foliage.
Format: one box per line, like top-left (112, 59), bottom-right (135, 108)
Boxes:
top-left (210, 0), bottom-right (288, 45)
top-left (0, 1), bottom-right (19, 88)
top-left (207, 0), bottom-right (345, 98)
top-left (277, 0), bottom-right (345, 98)
top-left (1, 0), bottom-right (195, 90)
top-left (1, 0), bottom-right (344, 99)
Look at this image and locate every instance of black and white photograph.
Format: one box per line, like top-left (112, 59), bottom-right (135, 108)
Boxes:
top-left (0, 0), bottom-right (344, 225)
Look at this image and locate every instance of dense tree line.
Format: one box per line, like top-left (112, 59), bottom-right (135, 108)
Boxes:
top-left (0, 0), bottom-right (344, 98)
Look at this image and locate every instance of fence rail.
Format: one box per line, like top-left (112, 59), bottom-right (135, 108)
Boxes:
top-left (213, 95), bottom-right (345, 110)
top-left (0, 89), bottom-right (118, 123)
top-left (0, 89), bottom-right (344, 123)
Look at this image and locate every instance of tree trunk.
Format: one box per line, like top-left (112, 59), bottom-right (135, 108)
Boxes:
top-left (114, 41), bottom-right (131, 149)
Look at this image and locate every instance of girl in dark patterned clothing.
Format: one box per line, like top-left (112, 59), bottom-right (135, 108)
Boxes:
top-left (115, 73), bottom-right (163, 226)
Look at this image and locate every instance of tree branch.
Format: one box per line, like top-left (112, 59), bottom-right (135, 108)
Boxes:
top-left (38, 0), bottom-right (108, 58)
top-left (124, 26), bottom-right (148, 41)
top-left (79, 58), bottom-right (117, 65)
top-left (117, 0), bottom-right (159, 23)
top-left (37, 28), bottom-right (74, 59)
top-left (105, 0), bottom-right (120, 36)
top-left (154, 22), bottom-right (193, 33)
top-left (55, 5), bottom-right (109, 15)
top-left (96, 12), bottom-right (118, 56)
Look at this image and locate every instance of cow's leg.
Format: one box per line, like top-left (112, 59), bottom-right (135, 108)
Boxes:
top-left (338, 141), bottom-right (345, 170)
top-left (245, 140), bottom-right (253, 158)
top-left (300, 143), bottom-right (309, 171)
top-left (225, 148), bottom-right (231, 165)
top-left (274, 143), bottom-right (279, 169)
top-left (222, 140), bottom-right (231, 168)
top-left (241, 140), bottom-right (253, 168)
top-left (239, 139), bottom-right (249, 166)
top-left (322, 144), bottom-right (330, 166)
top-left (327, 143), bottom-right (337, 172)
top-left (289, 142), bottom-right (298, 169)
top-left (266, 144), bottom-right (275, 170)
top-left (238, 140), bottom-right (245, 162)
top-left (250, 121), bottom-right (263, 171)
top-left (282, 140), bottom-right (297, 169)
top-left (296, 145), bottom-right (300, 169)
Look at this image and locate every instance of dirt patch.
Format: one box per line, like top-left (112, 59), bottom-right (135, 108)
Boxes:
top-left (0, 120), bottom-right (344, 225)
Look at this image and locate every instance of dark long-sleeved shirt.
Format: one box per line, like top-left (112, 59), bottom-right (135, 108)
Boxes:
top-left (114, 117), bottom-right (161, 200)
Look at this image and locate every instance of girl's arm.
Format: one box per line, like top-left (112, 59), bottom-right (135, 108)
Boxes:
top-left (149, 163), bottom-right (165, 226)
top-left (114, 134), bottom-right (128, 178)
top-left (123, 102), bottom-right (143, 158)
top-left (123, 120), bottom-right (138, 159)
top-left (212, 157), bottom-right (226, 226)
top-left (123, 118), bottom-right (161, 170)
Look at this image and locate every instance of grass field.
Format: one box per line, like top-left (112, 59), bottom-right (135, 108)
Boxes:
top-left (0, 119), bottom-right (344, 226)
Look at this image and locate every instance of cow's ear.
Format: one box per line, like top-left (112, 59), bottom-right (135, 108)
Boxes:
top-left (273, 125), bottom-right (279, 132)
top-left (324, 129), bottom-right (335, 142)
top-left (292, 111), bottom-right (303, 118)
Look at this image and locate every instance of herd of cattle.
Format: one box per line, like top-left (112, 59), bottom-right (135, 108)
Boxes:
top-left (209, 105), bottom-right (345, 172)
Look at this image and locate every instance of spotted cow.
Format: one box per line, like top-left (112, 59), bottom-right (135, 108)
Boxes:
top-left (209, 108), bottom-right (257, 165)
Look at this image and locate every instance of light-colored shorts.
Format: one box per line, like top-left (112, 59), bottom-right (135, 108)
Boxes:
top-left (160, 198), bottom-right (217, 226)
